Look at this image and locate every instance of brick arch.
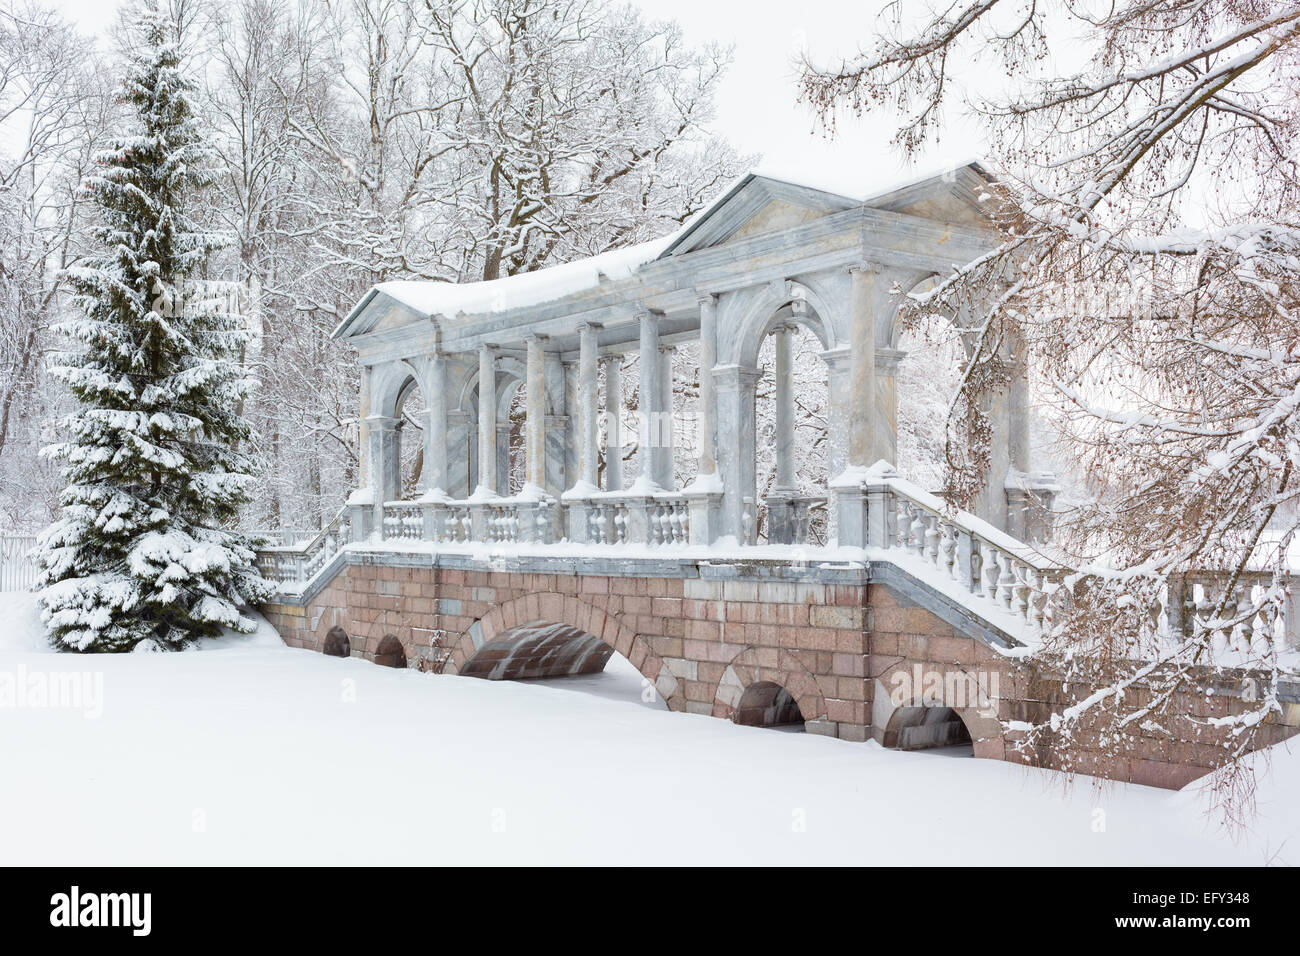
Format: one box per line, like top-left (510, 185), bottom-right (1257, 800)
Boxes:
top-left (322, 626), bottom-right (351, 658)
top-left (872, 660), bottom-right (1003, 752)
top-left (444, 592), bottom-right (688, 712)
top-left (375, 634), bottom-right (408, 669)
top-left (712, 646), bottom-right (827, 725)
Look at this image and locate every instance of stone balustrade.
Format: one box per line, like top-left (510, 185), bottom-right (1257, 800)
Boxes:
top-left (253, 478), bottom-right (1300, 657)
top-left (833, 463), bottom-right (1062, 638)
top-left (1169, 569), bottom-right (1300, 653)
top-left (381, 501), bottom-right (423, 541)
top-left (255, 509), bottom-right (351, 588)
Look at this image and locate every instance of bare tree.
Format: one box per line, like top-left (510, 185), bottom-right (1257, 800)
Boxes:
top-left (0, 2), bottom-right (111, 526)
top-left (801, 1), bottom-right (1300, 804)
top-left (185, 0), bottom-right (747, 531)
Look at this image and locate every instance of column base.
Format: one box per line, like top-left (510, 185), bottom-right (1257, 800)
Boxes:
top-left (345, 488), bottom-right (376, 543)
top-left (1005, 471), bottom-right (1059, 543)
top-left (683, 478), bottom-right (724, 546)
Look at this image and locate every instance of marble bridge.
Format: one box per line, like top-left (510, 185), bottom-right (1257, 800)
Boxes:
top-left (256, 164), bottom-right (1299, 788)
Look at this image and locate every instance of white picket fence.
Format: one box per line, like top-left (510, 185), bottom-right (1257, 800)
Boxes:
top-left (0, 533), bottom-right (38, 592)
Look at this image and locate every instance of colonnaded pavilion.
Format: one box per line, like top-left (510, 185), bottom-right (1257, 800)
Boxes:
top-left (257, 163), bottom-right (1299, 787)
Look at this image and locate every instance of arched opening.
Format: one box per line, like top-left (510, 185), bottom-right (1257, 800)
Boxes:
top-left (734, 681), bottom-right (805, 729)
top-left (894, 279), bottom-right (965, 493)
top-left (884, 704), bottom-right (974, 754)
top-left (323, 626), bottom-right (351, 658)
top-left (460, 620), bottom-right (612, 679)
top-left (753, 319), bottom-right (831, 545)
top-left (374, 634), bottom-right (407, 668)
top-left (504, 376), bottom-right (527, 495)
top-left (463, 367), bottom-right (526, 497)
top-left (668, 343), bottom-right (697, 489)
top-left (394, 375), bottom-right (425, 499)
top-left (456, 616), bottom-right (670, 711)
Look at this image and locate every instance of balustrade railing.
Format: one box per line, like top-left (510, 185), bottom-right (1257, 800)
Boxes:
top-left (253, 476), bottom-right (1300, 656)
top-left (891, 486), bottom-right (1058, 633)
top-left (381, 501), bottom-right (423, 541)
top-left (254, 508), bottom-right (351, 587)
top-left (431, 503), bottom-right (473, 543)
top-left (587, 499), bottom-right (629, 545)
top-left (378, 493), bottom-right (563, 547)
top-left (567, 491), bottom-right (690, 547)
top-left (831, 466), bottom-right (1062, 639)
top-left (1169, 570), bottom-right (1300, 654)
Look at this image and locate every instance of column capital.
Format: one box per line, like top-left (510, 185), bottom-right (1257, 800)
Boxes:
top-left (712, 364), bottom-right (763, 390)
top-left (523, 332), bottom-right (549, 345)
top-left (817, 346), bottom-right (852, 370)
top-left (848, 260), bottom-right (886, 277)
top-left (876, 347), bottom-right (907, 373)
top-left (695, 289), bottom-right (718, 306)
top-left (577, 321), bottom-right (603, 333)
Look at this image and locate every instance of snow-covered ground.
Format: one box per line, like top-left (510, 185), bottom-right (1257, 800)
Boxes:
top-left (0, 590), bottom-right (1295, 865)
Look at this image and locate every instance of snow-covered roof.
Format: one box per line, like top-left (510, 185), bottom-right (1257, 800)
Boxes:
top-left (333, 160), bottom-right (996, 339)
top-left (368, 234), bottom-right (672, 325)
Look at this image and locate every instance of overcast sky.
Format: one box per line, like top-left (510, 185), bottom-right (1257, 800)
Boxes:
top-left (51, 0), bottom-right (990, 194)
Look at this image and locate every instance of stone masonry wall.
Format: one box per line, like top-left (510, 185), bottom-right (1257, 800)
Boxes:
top-left (261, 555), bottom-right (1300, 790)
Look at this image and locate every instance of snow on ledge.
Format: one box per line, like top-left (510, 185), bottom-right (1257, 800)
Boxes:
top-left (373, 234), bottom-right (674, 319)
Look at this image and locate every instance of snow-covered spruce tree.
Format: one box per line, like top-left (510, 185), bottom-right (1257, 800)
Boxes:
top-left (35, 7), bottom-right (269, 652)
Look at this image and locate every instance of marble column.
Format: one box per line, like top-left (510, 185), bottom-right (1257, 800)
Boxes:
top-left (525, 334), bottom-right (547, 490)
top-left (476, 345), bottom-right (497, 495)
top-left (603, 355), bottom-right (624, 491)
top-left (367, 414), bottom-right (398, 504)
top-left (638, 311), bottom-right (666, 488)
top-left (422, 351), bottom-right (447, 495)
top-left (496, 423), bottom-right (511, 496)
top-left (357, 364), bottom-right (372, 490)
top-left (820, 347), bottom-right (852, 480)
top-left (577, 323), bottom-right (600, 489)
top-left (715, 365), bottom-right (761, 542)
top-left (1007, 326), bottom-right (1030, 476)
top-left (847, 264), bottom-right (883, 470)
top-left (544, 352), bottom-right (567, 495)
top-left (696, 292), bottom-right (718, 477)
top-left (772, 325), bottom-right (796, 492)
top-left (874, 347), bottom-right (906, 465)
top-left (1003, 326), bottom-right (1039, 538)
top-left (656, 344), bottom-right (675, 489)
top-left (975, 355), bottom-right (1012, 530)
top-left (447, 409), bottom-right (471, 497)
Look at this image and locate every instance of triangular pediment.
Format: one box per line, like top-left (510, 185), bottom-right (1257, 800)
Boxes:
top-left (658, 175), bottom-right (859, 257)
top-left (862, 163), bottom-right (997, 227)
top-left (333, 287), bottom-right (428, 339)
top-left (658, 163), bottom-right (997, 259)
